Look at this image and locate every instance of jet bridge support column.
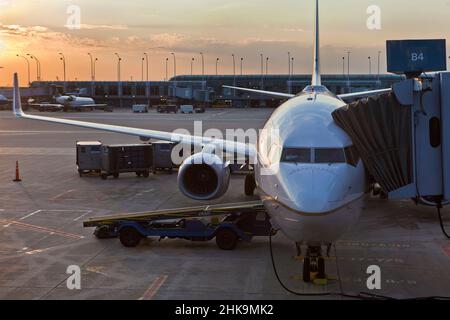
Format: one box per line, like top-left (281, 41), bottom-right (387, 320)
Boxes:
top-left (440, 72), bottom-right (450, 202)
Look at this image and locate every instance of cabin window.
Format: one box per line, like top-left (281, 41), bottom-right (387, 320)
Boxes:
top-left (281, 148), bottom-right (312, 163)
top-left (315, 148), bottom-right (346, 164)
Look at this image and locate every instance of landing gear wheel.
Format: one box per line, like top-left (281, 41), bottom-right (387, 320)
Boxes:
top-left (245, 173), bottom-right (256, 196)
top-left (216, 229), bottom-right (238, 251)
top-left (317, 257), bottom-right (326, 280)
top-left (119, 227), bottom-right (142, 248)
top-left (303, 257), bottom-right (311, 283)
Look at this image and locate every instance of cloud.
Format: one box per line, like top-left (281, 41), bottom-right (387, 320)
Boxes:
top-left (77, 24), bottom-right (128, 30)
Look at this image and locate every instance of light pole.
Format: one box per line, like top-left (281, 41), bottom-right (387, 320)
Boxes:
top-left (200, 52), bottom-right (205, 76)
top-left (200, 52), bottom-right (205, 90)
top-left (171, 52), bottom-right (176, 77)
top-left (232, 54), bottom-right (236, 97)
top-left (88, 53), bottom-right (94, 81)
top-left (93, 57), bottom-right (98, 81)
top-left (17, 54), bottom-right (31, 85)
top-left (260, 53), bottom-right (264, 89)
top-left (368, 56), bottom-right (372, 75)
top-left (215, 58), bottom-right (219, 76)
top-left (347, 51), bottom-right (351, 89)
top-left (191, 58), bottom-right (195, 76)
top-left (377, 51), bottom-right (382, 84)
top-left (266, 57), bottom-right (269, 75)
top-left (27, 54), bottom-right (41, 81)
top-left (291, 57), bottom-right (294, 75)
top-left (288, 52), bottom-right (291, 76)
top-left (165, 58), bottom-right (169, 81)
top-left (240, 58), bottom-right (244, 76)
top-left (143, 52), bottom-right (149, 82)
top-left (141, 57), bottom-right (145, 81)
top-left (58, 52), bottom-right (66, 82)
top-left (114, 53), bottom-right (122, 82)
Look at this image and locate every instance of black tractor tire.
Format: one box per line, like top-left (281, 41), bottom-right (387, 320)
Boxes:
top-left (119, 227), bottom-right (142, 248)
top-left (94, 226), bottom-right (111, 239)
top-left (216, 229), bottom-right (239, 251)
top-left (317, 257), bottom-right (326, 280)
top-left (245, 173), bottom-right (256, 196)
top-left (303, 258), bottom-right (311, 283)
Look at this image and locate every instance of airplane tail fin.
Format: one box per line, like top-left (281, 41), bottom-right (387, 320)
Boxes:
top-left (13, 73), bottom-right (24, 118)
top-left (311, 0), bottom-right (321, 86)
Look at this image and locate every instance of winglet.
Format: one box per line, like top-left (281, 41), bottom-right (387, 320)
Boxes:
top-left (13, 73), bottom-right (24, 118)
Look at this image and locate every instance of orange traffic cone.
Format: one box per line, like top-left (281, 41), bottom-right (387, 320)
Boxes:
top-left (13, 161), bottom-right (22, 182)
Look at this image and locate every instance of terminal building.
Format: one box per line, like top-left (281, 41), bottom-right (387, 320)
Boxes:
top-left (18, 74), bottom-right (403, 108)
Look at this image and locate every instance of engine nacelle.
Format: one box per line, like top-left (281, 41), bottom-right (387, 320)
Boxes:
top-left (178, 153), bottom-right (231, 201)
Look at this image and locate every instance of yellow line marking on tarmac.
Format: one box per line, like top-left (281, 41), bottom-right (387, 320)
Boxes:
top-left (139, 275), bottom-right (168, 300)
top-left (0, 219), bottom-right (84, 240)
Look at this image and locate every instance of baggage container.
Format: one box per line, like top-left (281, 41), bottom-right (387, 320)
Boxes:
top-left (101, 144), bottom-right (153, 179)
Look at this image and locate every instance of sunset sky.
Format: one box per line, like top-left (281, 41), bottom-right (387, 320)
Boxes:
top-left (1, 0), bottom-right (449, 86)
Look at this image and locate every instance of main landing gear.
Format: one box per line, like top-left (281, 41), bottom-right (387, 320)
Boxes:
top-left (297, 243), bottom-right (332, 285)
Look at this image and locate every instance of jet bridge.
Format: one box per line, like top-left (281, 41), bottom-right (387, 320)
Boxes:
top-left (332, 40), bottom-right (450, 207)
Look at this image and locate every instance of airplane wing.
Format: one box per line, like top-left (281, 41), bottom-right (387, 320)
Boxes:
top-left (224, 85), bottom-right (391, 102)
top-left (337, 88), bottom-right (392, 101)
top-left (12, 74), bottom-right (256, 159)
top-left (223, 86), bottom-right (295, 99)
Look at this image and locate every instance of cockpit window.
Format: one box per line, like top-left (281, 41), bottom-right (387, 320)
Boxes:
top-left (315, 148), bottom-right (346, 163)
top-left (281, 148), bottom-right (312, 163)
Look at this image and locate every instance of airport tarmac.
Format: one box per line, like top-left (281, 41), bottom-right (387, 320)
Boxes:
top-left (0, 108), bottom-right (449, 300)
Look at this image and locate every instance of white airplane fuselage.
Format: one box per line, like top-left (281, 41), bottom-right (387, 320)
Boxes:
top-left (255, 88), bottom-right (368, 244)
top-left (56, 96), bottom-right (95, 107)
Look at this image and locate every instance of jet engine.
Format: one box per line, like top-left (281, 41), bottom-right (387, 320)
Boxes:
top-left (178, 153), bottom-right (231, 200)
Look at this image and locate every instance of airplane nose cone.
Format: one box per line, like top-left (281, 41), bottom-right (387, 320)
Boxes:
top-left (282, 167), bottom-right (347, 213)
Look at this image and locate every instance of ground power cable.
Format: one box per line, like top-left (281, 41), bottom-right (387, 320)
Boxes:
top-left (269, 230), bottom-right (450, 300)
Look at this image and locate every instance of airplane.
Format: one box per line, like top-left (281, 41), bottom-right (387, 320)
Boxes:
top-left (11, 0), bottom-right (392, 283)
top-left (54, 94), bottom-right (108, 112)
top-left (28, 88), bottom-right (108, 112)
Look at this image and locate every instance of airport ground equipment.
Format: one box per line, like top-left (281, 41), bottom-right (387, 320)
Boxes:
top-left (100, 144), bottom-right (153, 179)
top-left (332, 39), bottom-right (450, 236)
top-left (156, 105), bottom-right (178, 114)
top-left (180, 105), bottom-right (194, 114)
top-left (76, 141), bottom-right (103, 176)
top-left (83, 201), bottom-right (272, 250)
top-left (132, 104), bottom-right (149, 113)
top-left (152, 141), bottom-right (176, 173)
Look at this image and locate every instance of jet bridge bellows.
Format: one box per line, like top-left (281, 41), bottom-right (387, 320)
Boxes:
top-left (332, 72), bottom-right (450, 204)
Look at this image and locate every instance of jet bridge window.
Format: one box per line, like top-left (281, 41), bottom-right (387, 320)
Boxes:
top-left (315, 148), bottom-right (346, 164)
top-left (281, 148), bottom-right (312, 163)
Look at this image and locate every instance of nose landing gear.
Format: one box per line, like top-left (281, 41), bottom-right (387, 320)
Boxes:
top-left (297, 244), bottom-right (331, 285)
